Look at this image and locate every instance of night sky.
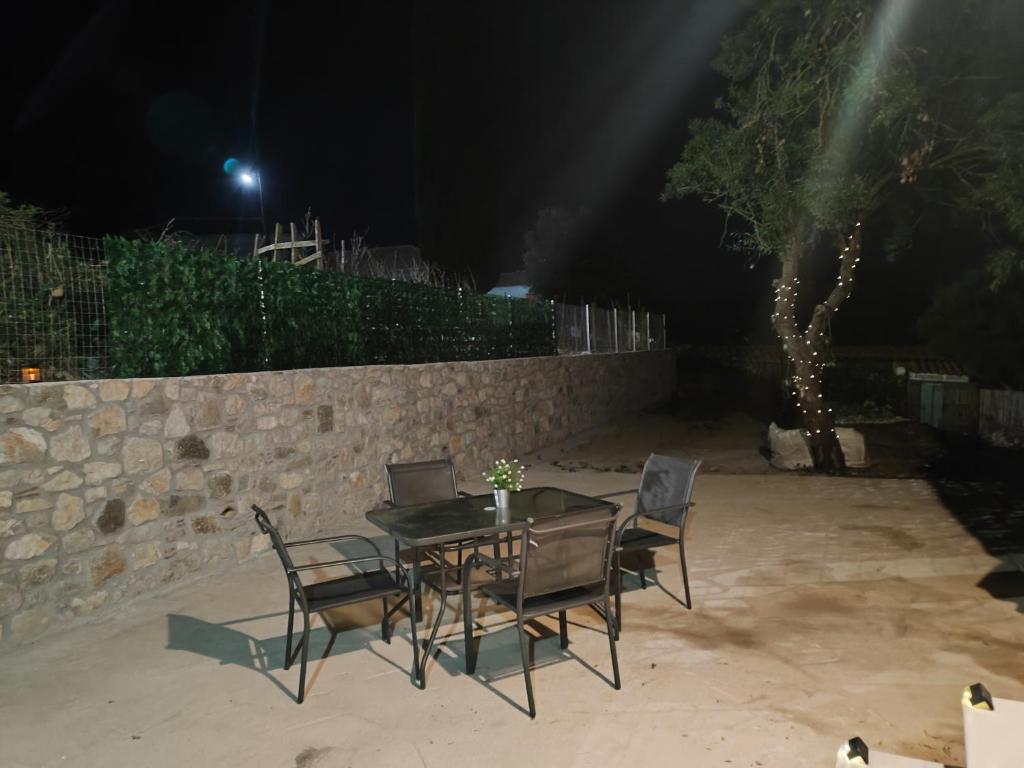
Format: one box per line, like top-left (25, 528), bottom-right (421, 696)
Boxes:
top-left (0, 1), bottom-right (983, 344)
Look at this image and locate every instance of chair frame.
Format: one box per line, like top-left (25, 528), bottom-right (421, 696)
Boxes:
top-left (384, 458), bottom-right (503, 624)
top-left (460, 507), bottom-right (621, 719)
top-left (254, 505), bottom-right (420, 701)
top-left (598, 457), bottom-right (701, 635)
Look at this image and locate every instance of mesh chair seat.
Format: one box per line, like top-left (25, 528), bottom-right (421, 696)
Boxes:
top-left (618, 527), bottom-right (676, 551)
top-left (303, 570), bottom-right (403, 614)
top-left (481, 579), bottom-right (606, 619)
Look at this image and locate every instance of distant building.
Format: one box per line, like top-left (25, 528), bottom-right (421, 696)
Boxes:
top-left (487, 270), bottom-right (532, 299)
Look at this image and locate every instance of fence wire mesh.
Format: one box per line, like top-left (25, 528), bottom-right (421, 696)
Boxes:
top-left (0, 226), bottom-right (108, 383)
top-left (1, 225), bottom-right (666, 383)
top-left (556, 302), bottom-right (667, 356)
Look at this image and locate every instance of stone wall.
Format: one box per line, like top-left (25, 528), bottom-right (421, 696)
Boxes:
top-left (0, 351), bottom-right (675, 649)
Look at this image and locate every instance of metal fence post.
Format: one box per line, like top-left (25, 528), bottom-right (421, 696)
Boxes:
top-left (645, 312), bottom-right (651, 350)
top-left (630, 310), bottom-right (636, 352)
top-left (612, 307), bottom-right (618, 352)
top-left (584, 303), bottom-right (592, 353)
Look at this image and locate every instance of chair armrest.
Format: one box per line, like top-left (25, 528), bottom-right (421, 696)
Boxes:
top-left (595, 489), bottom-right (639, 500)
top-left (285, 533), bottom-right (383, 557)
top-left (462, 552), bottom-right (517, 581)
top-left (290, 555), bottom-right (410, 581)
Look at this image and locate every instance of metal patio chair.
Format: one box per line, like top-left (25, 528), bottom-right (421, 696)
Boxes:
top-left (385, 458), bottom-right (505, 677)
top-left (253, 505), bottom-right (419, 702)
top-left (461, 505), bottom-right (621, 719)
top-left (599, 454), bottom-right (702, 634)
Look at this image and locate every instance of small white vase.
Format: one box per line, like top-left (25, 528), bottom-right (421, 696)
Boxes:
top-left (493, 488), bottom-right (510, 508)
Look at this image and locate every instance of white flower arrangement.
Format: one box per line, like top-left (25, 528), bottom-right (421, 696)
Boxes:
top-left (482, 458), bottom-right (525, 491)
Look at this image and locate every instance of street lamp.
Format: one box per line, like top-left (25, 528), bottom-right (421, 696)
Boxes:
top-left (238, 169), bottom-right (265, 232)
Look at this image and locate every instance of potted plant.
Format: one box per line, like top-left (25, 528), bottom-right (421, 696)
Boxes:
top-left (482, 458), bottom-right (525, 509)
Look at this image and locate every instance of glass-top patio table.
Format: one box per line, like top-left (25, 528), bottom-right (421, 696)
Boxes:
top-left (366, 486), bottom-right (618, 685)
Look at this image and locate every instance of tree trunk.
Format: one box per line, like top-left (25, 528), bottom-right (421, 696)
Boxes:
top-left (771, 224), bottom-right (862, 473)
top-left (793, 356), bottom-right (845, 471)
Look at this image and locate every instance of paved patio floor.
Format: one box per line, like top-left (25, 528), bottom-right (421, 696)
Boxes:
top-left (2, 419), bottom-right (1022, 768)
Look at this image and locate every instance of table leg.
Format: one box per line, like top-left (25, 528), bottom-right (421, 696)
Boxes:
top-left (419, 542), bottom-right (448, 685)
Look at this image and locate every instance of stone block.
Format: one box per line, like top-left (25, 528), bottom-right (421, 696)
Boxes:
top-left (63, 384), bottom-right (96, 410)
top-left (195, 398), bottom-right (223, 429)
top-left (128, 497), bottom-right (161, 526)
top-left (52, 494), bottom-right (85, 531)
top-left (18, 558), bottom-right (56, 587)
top-left (224, 394), bottom-right (247, 418)
top-left (123, 437), bottom-right (163, 475)
top-left (16, 497), bottom-right (52, 514)
top-left (175, 467), bottom-right (205, 491)
top-left (191, 516), bottom-right (219, 534)
top-left (21, 407), bottom-right (60, 431)
top-left (41, 469), bottom-right (83, 492)
top-left (84, 487), bottom-right (106, 503)
top-left (49, 425), bottom-right (90, 462)
top-left (62, 528), bottom-right (96, 554)
top-left (84, 461), bottom-right (122, 485)
top-left (99, 380), bottom-right (131, 402)
top-left (89, 406), bottom-right (126, 437)
top-left (0, 428), bottom-right (47, 464)
top-left (175, 435), bottom-right (209, 461)
top-left (96, 499), bottom-right (126, 533)
top-left (141, 468), bottom-right (171, 495)
top-left (90, 548), bottom-right (125, 587)
top-left (4, 533), bottom-right (54, 560)
top-left (132, 542), bottom-right (161, 570)
top-left (95, 436), bottom-right (121, 456)
top-left (163, 405), bottom-right (189, 437)
top-left (70, 591), bottom-right (107, 616)
top-left (0, 394), bottom-right (23, 413)
top-left (166, 495), bottom-right (204, 516)
top-left (207, 472), bottom-right (233, 499)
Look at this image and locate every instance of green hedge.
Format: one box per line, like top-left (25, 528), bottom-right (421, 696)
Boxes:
top-left (105, 237), bottom-right (554, 377)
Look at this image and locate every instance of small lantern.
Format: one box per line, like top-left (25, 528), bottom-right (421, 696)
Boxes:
top-left (21, 367), bottom-right (41, 383)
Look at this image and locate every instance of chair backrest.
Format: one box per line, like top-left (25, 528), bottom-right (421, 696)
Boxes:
top-left (253, 505), bottom-right (296, 573)
top-left (636, 454), bottom-right (701, 525)
top-left (519, 506), bottom-right (617, 600)
top-left (385, 458), bottom-right (458, 506)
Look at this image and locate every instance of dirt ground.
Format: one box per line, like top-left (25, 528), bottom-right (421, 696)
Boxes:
top-left (1, 412), bottom-right (1022, 768)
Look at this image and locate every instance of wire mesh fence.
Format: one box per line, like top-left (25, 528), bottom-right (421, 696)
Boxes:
top-left (0, 225), bottom-right (667, 383)
top-left (0, 226), bottom-right (108, 383)
top-left (555, 301), bottom-right (667, 356)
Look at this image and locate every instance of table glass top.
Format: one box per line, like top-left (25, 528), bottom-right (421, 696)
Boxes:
top-left (366, 486), bottom-right (615, 546)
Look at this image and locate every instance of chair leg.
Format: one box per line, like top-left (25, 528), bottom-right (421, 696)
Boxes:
top-left (297, 608), bottom-right (310, 704)
top-left (613, 552), bottom-right (622, 640)
top-left (517, 619), bottom-right (536, 719)
top-left (602, 597), bottom-right (621, 690)
top-left (639, 567), bottom-right (647, 589)
top-left (558, 610), bottom-right (569, 649)
top-left (679, 537), bottom-right (692, 609)
top-left (284, 593), bottom-right (295, 670)
top-left (463, 582), bottom-right (476, 674)
top-left (381, 597), bottom-right (391, 643)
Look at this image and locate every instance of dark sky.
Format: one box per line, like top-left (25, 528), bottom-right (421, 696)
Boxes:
top-left (0, 1), bottom-right (984, 345)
